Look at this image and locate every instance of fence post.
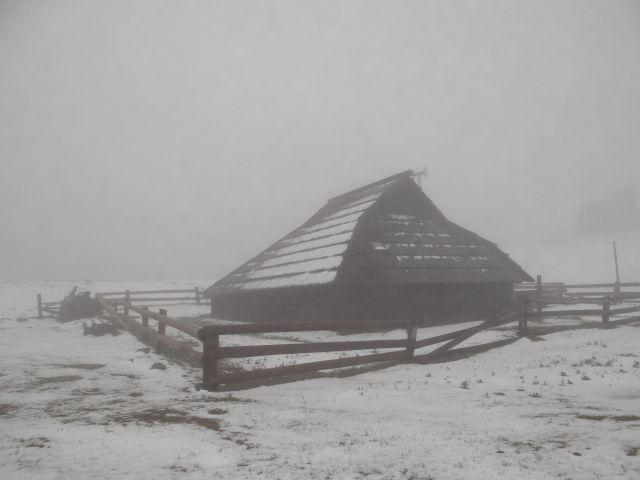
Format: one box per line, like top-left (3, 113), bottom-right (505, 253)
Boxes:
top-left (406, 318), bottom-right (418, 360)
top-left (195, 287), bottom-right (201, 304)
top-left (202, 334), bottom-right (219, 390)
top-left (614, 281), bottom-right (621, 297)
top-left (124, 290), bottom-right (130, 316)
top-left (158, 308), bottom-right (167, 335)
top-left (519, 298), bottom-right (529, 336)
top-left (602, 296), bottom-right (610, 326)
top-left (536, 275), bottom-right (543, 318)
top-left (37, 294), bottom-right (43, 319)
top-left (141, 307), bottom-right (149, 327)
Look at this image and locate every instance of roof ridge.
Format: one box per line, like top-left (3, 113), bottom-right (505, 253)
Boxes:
top-left (326, 170), bottom-right (414, 205)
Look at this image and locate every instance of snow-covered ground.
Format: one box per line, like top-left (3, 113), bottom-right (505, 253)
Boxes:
top-left (1, 238), bottom-right (640, 480)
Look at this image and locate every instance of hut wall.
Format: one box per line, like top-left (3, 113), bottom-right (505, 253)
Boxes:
top-left (210, 282), bottom-right (515, 325)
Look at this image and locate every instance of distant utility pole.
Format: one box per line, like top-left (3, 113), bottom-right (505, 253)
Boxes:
top-left (412, 167), bottom-right (428, 189)
top-left (613, 241), bottom-right (621, 294)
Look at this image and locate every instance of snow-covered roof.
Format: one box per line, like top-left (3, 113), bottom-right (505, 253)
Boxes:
top-left (205, 171), bottom-right (532, 295)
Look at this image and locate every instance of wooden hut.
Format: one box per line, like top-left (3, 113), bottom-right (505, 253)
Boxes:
top-left (204, 170), bottom-right (532, 324)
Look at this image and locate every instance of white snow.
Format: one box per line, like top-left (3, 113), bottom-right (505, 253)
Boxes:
top-left (234, 269), bottom-right (338, 289)
top-left (266, 233), bottom-right (352, 256)
top-left (244, 256), bottom-right (343, 280)
top-left (299, 212), bottom-right (365, 235)
top-left (282, 221), bottom-right (359, 245)
top-left (260, 244), bottom-right (349, 269)
top-left (321, 200), bottom-right (377, 222)
top-left (2, 237), bottom-right (640, 479)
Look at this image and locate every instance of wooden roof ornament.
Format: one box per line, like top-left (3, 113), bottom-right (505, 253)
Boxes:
top-left (205, 170), bottom-right (532, 296)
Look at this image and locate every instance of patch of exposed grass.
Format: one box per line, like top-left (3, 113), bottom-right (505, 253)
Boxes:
top-left (208, 395), bottom-right (255, 404)
top-left (576, 414), bottom-right (640, 422)
top-left (55, 363), bottom-right (105, 370)
top-left (71, 387), bottom-right (103, 396)
top-left (0, 403), bottom-right (16, 416)
top-left (207, 408), bottom-right (228, 415)
top-left (18, 437), bottom-right (50, 448)
top-left (31, 375), bottom-right (83, 388)
top-left (107, 408), bottom-right (220, 431)
top-left (109, 373), bottom-right (137, 379)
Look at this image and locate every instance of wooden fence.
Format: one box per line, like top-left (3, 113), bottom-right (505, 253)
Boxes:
top-left (100, 287), bottom-right (206, 306)
top-left (96, 295), bottom-right (202, 366)
top-left (515, 276), bottom-right (640, 301)
top-left (35, 280), bottom-right (640, 390)
top-left (36, 287), bottom-right (207, 318)
top-left (36, 294), bottom-right (61, 318)
top-left (196, 303), bottom-right (531, 389)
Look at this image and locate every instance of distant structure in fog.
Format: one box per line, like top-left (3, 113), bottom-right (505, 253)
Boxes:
top-left (204, 170), bottom-right (532, 324)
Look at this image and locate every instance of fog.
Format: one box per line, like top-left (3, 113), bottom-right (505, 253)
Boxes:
top-left (1, 0), bottom-right (639, 282)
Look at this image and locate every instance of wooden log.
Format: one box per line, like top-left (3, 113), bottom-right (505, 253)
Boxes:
top-left (129, 305), bottom-right (200, 338)
top-left (198, 319), bottom-right (409, 338)
top-left (37, 294), bottom-right (43, 319)
top-left (158, 308), bottom-right (167, 335)
top-left (203, 350), bottom-right (408, 388)
top-left (217, 339), bottom-right (408, 359)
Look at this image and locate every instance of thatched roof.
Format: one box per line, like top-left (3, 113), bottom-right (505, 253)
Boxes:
top-left (205, 171), bottom-right (532, 296)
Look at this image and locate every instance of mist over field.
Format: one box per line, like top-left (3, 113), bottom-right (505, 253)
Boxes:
top-left (2, 4), bottom-right (640, 479)
top-left (1, 0), bottom-right (639, 282)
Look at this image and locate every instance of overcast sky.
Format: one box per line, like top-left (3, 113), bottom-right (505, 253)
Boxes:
top-left (1, 0), bottom-right (639, 282)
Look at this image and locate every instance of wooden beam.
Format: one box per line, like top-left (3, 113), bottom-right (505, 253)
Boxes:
top-left (199, 319), bottom-right (409, 338)
top-left (100, 289), bottom-right (198, 296)
top-left (216, 339), bottom-right (408, 359)
top-left (204, 350), bottom-right (407, 387)
top-left (564, 282), bottom-right (640, 289)
top-left (415, 304), bottom-right (521, 362)
top-left (129, 305), bottom-right (200, 338)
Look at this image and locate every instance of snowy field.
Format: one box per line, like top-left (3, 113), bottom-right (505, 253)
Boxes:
top-left (1, 237), bottom-right (640, 480)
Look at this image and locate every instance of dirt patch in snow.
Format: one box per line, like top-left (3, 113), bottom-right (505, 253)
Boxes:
top-left (576, 414), bottom-right (640, 422)
top-left (627, 447), bottom-right (640, 456)
top-left (0, 403), bottom-right (17, 416)
top-left (30, 375), bottom-right (83, 388)
top-left (17, 437), bottom-right (51, 449)
top-left (106, 408), bottom-right (221, 431)
top-left (55, 363), bottom-right (106, 370)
